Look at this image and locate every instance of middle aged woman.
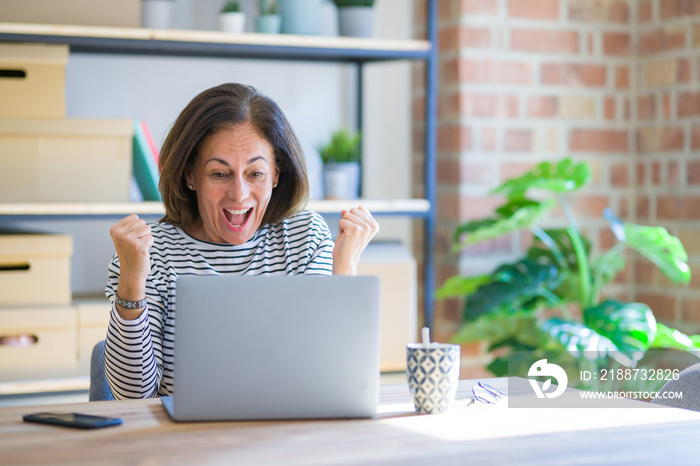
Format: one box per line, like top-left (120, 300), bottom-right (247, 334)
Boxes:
top-left (104, 83), bottom-right (379, 400)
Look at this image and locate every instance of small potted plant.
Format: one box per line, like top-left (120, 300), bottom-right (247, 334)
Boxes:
top-left (141, 0), bottom-right (174, 29)
top-left (219, 1), bottom-right (246, 34)
top-left (256, 0), bottom-right (281, 34)
top-left (318, 128), bottom-right (361, 200)
top-left (332, 0), bottom-right (376, 38)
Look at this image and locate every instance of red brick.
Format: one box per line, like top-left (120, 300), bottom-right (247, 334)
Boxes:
top-left (569, 0), bottom-right (629, 23)
top-left (437, 159), bottom-right (462, 185)
top-left (570, 194), bottom-right (609, 217)
top-left (681, 298), bottom-right (700, 324)
top-left (693, 124), bottom-right (700, 149)
top-left (615, 65), bottom-right (630, 89)
top-left (438, 0), bottom-right (458, 20)
top-left (461, 93), bottom-right (519, 118)
top-left (636, 195), bottom-right (650, 220)
top-left (637, 127), bottom-right (685, 154)
top-left (441, 58), bottom-right (459, 84)
top-left (462, 0), bottom-right (499, 16)
top-left (679, 58), bottom-right (692, 83)
top-left (504, 129), bottom-right (532, 152)
top-left (603, 32), bottom-right (631, 56)
top-left (669, 160), bottom-right (681, 186)
top-left (660, 0), bottom-right (700, 19)
top-left (652, 162), bottom-right (662, 185)
top-left (541, 63), bottom-right (606, 87)
top-left (678, 91), bottom-right (700, 118)
top-left (611, 163), bottom-right (629, 186)
top-left (688, 160), bottom-right (700, 184)
top-left (638, 95), bottom-right (656, 119)
top-left (439, 25), bottom-right (491, 52)
top-left (527, 95), bottom-right (558, 118)
top-left (663, 94), bottom-right (672, 119)
top-left (639, 0), bottom-right (653, 22)
top-left (639, 29), bottom-right (686, 55)
top-left (511, 29), bottom-right (579, 54)
top-left (570, 129), bottom-right (629, 152)
top-left (460, 59), bottom-right (533, 84)
top-left (508, 0), bottom-right (559, 19)
top-left (460, 235), bottom-right (513, 255)
top-left (635, 293), bottom-right (677, 323)
top-left (506, 95), bottom-right (519, 117)
top-left (604, 97), bottom-right (616, 120)
top-left (413, 0), bottom-right (426, 29)
top-left (481, 127), bottom-right (497, 151)
top-left (657, 195), bottom-right (700, 220)
top-left (461, 161), bottom-right (496, 185)
top-left (438, 125), bottom-right (472, 152)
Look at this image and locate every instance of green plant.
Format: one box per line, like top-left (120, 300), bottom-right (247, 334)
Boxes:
top-left (332, 0), bottom-right (376, 7)
top-left (318, 129), bottom-right (361, 164)
top-left (221, 1), bottom-right (241, 13)
top-left (438, 158), bottom-right (699, 388)
top-left (258, 0), bottom-right (277, 15)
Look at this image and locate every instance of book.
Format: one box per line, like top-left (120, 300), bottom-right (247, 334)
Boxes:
top-left (132, 119), bottom-right (161, 201)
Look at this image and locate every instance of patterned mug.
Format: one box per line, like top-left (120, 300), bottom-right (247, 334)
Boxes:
top-left (407, 343), bottom-right (461, 414)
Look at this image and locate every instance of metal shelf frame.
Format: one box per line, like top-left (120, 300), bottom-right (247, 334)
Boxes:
top-left (0, 0), bottom-right (438, 325)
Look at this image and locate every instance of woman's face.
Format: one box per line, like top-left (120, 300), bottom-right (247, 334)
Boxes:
top-left (185, 123), bottom-right (279, 245)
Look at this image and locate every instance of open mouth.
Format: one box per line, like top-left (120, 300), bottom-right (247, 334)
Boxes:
top-left (224, 207), bottom-right (252, 229)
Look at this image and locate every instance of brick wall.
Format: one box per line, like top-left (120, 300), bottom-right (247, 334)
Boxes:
top-left (413, 0), bottom-right (700, 378)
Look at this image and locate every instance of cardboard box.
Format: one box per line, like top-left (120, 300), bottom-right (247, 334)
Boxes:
top-left (0, 306), bottom-right (77, 382)
top-left (75, 298), bottom-right (110, 375)
top-left (358, 242), bottom-right (417, 372)
top-left (0, 43), bottom-right (68, 119)
top-left (0, 118), bottom-right (134, 202)
top-left (0, 234), bottom-right (73, 307)
top-left (0, 0), bottom-right (140, 28)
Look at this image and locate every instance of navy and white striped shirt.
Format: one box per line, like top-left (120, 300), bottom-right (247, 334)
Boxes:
top-left (104, 210), bottom-right (334, 399)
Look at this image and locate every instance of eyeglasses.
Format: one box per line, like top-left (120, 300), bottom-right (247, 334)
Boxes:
top-left (472, 381), bottom-right (504, 405)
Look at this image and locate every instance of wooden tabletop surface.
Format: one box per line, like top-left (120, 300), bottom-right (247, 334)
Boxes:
top-left (2, 377), bottom-right (700, 465)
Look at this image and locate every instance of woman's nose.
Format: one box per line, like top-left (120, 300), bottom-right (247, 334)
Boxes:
top-left (229, 176), bottom-right (250, 202)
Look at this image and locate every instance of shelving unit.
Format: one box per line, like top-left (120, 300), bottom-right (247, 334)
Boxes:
top-left (0, 0), bottom-right (438, 324)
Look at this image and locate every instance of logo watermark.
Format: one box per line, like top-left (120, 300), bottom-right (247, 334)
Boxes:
top-left (507, 351), bottom-right (691, 408)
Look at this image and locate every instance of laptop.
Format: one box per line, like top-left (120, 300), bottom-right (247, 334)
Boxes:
top-left (161, 275), bottom-right (381, 422)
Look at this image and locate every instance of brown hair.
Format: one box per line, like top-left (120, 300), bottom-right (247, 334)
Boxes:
top-left (158, 83), bottom-right (309, 229)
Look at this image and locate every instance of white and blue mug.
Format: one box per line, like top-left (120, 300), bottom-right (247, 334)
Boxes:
top-left (407, 343), bottom-right (461, 414)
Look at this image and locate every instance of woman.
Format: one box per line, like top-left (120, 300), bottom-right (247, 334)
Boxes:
top-left (105, 83), bottom-right (379, 399)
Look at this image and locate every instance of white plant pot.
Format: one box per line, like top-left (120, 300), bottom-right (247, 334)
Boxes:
top-left (141, 0), bottom-right (173, 29)
top-left (219, 12), bottom-right (246, 34)
top-left (337, 6), bottom-right (373, 38)
top-left (323, 162), bottom-right (360, 200)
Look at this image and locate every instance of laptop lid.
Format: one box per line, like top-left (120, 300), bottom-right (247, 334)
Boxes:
top-left (166, 275), bottom-right (381, 422)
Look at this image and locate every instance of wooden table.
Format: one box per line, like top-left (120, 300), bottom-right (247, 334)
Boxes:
top-left (2, 377), bottom-right (700, 465)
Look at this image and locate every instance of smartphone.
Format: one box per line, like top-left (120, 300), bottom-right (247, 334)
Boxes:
top-left (23, 412), bottom-right (122, 429)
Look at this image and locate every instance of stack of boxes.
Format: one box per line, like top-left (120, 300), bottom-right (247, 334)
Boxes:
top-left (0, 42), bottom-right (130, 384)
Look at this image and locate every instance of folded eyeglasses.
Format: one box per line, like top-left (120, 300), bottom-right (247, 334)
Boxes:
top-left (472, 381), bottom-right (504, 405)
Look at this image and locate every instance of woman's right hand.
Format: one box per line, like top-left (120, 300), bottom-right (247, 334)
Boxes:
top-left (110, 214), bottom-right (154, 317)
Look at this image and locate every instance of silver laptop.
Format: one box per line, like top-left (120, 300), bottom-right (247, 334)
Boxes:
top-left (162, 275), bottom-right (381, 422)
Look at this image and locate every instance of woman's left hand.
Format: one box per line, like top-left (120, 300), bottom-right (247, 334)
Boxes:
top-left (332, 206), bottom-right (380, 275)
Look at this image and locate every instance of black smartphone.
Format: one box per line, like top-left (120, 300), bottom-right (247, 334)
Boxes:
top-left (23, 412), bottom-right (122, 429)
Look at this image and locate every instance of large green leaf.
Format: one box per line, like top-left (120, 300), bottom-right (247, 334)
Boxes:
top-left (463, 258), bottom-right (564, 320)
top-left (435, 274), bottom-right (490, 299)
top-left (528, 228), bottom-right (591, 271)
top-left (542, 318), bottom-right (622, 365)
top-left (622, 223), bottom-right (691, 284)
top-left (492, 158), bottom-right (592, 199)
top-left (583, 300), bottom-right (656, 363)
top-left (452, 198), bottom-right (555, 251)
top-left (651, 323), bottom-right (700, 352)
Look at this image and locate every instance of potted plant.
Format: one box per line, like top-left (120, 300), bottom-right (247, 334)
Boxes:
top-left (438, 158), bottom-right (700, 391)
top-left (278, 0), bottom-right (322, 35)
top-left (318, 128), bottom-right (361, 200)
top-left (332, 0), bottom-right (376, 38)
top-left (141, 0), bottom-right (174, 29)
top-left (256, 0), bottom-right (282, 34)
top-left (219, 1), bottom-right (246, 34)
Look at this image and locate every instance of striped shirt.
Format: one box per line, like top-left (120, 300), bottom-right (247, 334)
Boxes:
top-left (104, 210), bottom-right (334, 399)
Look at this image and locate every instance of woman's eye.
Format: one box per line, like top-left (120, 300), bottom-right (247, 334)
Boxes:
top-left (250, 171), bottom-right (264, 178)
top-left (212, 172), bottom-right (226, 179)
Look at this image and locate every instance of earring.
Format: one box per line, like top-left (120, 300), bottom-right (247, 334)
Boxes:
top-left (188, 185), bottom-right (195, 190)
top-left (273, 183), bottom-right (278, 188)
